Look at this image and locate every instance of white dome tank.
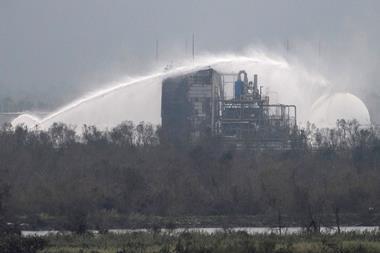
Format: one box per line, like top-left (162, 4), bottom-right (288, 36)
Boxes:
top-left (309, 93), bottom-right (371, 128)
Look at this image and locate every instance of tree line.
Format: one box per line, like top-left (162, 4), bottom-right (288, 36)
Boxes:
top-left (0, 120), bottom-right (379, 232)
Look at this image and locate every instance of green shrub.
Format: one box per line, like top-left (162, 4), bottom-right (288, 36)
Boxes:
top-left (0, 234), bottom-right (46, 253)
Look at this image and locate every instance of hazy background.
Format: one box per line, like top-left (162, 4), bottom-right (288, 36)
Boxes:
top-left (0, 0), bottom-right (379, 122)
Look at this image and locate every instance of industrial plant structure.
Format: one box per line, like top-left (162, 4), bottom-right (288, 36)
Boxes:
top-left (161, 68), bottom-right (298, 149)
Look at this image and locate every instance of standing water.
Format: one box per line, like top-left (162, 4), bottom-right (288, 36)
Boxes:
top-left (21, 226), bottom-right (379, 237)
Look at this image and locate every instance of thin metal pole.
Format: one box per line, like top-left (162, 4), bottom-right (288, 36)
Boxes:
top-left (192, 33), bottom-right (195, 63)
top-left (155, 39), bottom-right (159, 62)
top-left (185, 39), bottom-right (188, 57)
top-left (286, 39), bottom-right (289, 53)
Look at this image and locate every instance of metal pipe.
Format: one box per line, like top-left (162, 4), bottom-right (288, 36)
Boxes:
top-left (254, 74), bottom-right (258, 87)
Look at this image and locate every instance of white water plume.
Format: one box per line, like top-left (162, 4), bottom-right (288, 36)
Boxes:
top-left (13, 50), bottom-right (362, 131)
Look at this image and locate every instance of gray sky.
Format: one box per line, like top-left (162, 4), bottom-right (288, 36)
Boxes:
top-left (0, 0), bottom-right (379, 120)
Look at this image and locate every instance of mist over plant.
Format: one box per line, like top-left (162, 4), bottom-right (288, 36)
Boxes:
top-left (0, 0), bottom-right (379, 122)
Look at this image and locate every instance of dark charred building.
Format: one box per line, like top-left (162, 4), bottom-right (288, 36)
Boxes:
top-left (161, 68), bottom-right (297, 149)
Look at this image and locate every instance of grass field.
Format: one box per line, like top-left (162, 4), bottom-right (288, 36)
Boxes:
top-left (40, 231), bottom-right (380, 253)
